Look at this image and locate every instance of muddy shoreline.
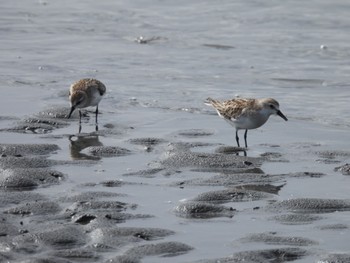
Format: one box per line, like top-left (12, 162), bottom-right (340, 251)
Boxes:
top-left (2, 1), bottom-right (350, 261)
top-left (0, 106), bottom-right (349, 262)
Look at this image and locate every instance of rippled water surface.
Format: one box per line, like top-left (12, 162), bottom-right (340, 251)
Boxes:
top-left (1, 0), bottom-right (350, 262)
top-left (2, 0), bottom-right (350, 125)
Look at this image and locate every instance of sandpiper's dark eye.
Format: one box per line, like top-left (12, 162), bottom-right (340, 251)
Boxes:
top-left (269, 104), bottom-right (274, 109)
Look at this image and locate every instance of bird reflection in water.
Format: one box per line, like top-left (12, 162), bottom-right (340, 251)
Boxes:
top-left (215, 146), bottom-right (247, 157)
top-left (69, 134), bottom-right (102, 160)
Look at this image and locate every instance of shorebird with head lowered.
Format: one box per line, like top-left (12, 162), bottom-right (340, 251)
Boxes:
top-left (205, 97), bottom-right (288, 148)
top-left (67, 78), bottom-right (106, 129)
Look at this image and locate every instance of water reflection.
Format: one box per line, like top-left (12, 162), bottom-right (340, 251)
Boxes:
top-left (78, 123), bottom-right (98, 134)
top-left (69, 134), bottom-right (102, 160)
top-left (215, 146), bottom-right (247, 156)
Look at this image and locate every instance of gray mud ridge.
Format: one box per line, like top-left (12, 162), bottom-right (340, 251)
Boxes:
top-left (317, 223), bottom-right (348, 230)
top-left (61, 192), bottom-right (154, 230)
top-left (37, 106), bottom-right (73, 120)
top-left (174, 201), bottom-right (235, 219)
top-left (172, 170), bottom-right (325, 189)
top-left (128, 137), bottom-right (167, 152)
top-left (123, 168), bottom-right (166, 178)
top-left (174, 184), bottom-right (274, 219)
top-left (0, 155), bottom-right (57, 169)
top-left (0, 142), bottom-right (101, 171)
top-left (0, 106), bottom-right (71, 134)
top-left (317, 150), bottom-right (350, 159)
top-left (0, 168), bottom-right (64, 189)
top-left (316, 150), bottom-right (350, 164)
top-left (1, 106), bottom-right (129, 137)
top-left (4, 201), bottom-right (61, 216)
top-left (335, 163), bottom-right (350, 175)
top-left (108, 241), bottom-right (193, 262)
top-left (176, 129), bottom-right (215, 138)
top-left (0, 120), bottom-right (64, 134)
top-left (128, 137), bottom-right (167, 146)
top-left (266, 198), bottom-right (350, 213)
top-left (0, 191), bottom-right (46, 207)
top-left (318, 253), bottom-right (350, 263)
top-left (88, 227), bottom-right (177, 250)
top-left (0, 154), bottom-right (95, 170)
top-left (240, 232), bottom-right (318, 246)
top-left (69, 134), bottom-right (131, 160)
top-left (0, 139), bottom-right (189, 263)
top-left (171, 171), bottom-right (278, 188)
top-left (81, 146), bottom-right (132, 157)
top-left (191, 188), bottom-right (274, 204)
top-left (192, 247), bottom-right (307, 263)
top-left (1, 192), bottom-right (184, 262)
top-left (0, 143), bottom-right (60, 156)
top-left (77, 179), bottom-right (139, 189)
top-left (50, 249), bottom-right (100, 262)
top-left (58, 191), bottom-right (125, 202)
top-left (13, 225), bottom-right (86, 250)
top-left (161, 143), bottom-right (277, 219)
top-left (66, 200), bottom-right (137, 213)
top-left (159, 142), bottom-right (263, 172)
top-left (271, 214), bottom-right (323, 225)
top-left (234, 183), bottom-right (285, 195)
top-left (72, 211), bottom-right (153, 226)
top-left (0, 144), bottom-right (66, 191)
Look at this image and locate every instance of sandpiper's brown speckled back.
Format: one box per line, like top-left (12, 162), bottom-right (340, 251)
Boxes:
top-left (69, 78), bottom-right (106, 98)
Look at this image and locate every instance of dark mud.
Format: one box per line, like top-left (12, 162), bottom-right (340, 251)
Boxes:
top-left (0, 105), bottom-right (198, 261)
top-left (159, 142), bottom-right (263, 171)
top-left (266, 198), bottom-right (350, 213)
top-left (0, 104), bottom-right (349, 262)
top-left (335, 163), bottom-right (350, 175)
top-left (174, 201), bottom-right (236, 219)
top-left (239, 232), bottom-right (318, 246)
top-left (191, 247), bottom-right (308, 263)
top-left (0, 143), bottom-right (60, 156)
top-left (318, 253), bottom-right (350, 263)
top-left (270, 214), bottom-right (323, 225)
top-left (191, 188), bottom-right (274, 203)
top-left (81, 146), bottom-right (132, 158)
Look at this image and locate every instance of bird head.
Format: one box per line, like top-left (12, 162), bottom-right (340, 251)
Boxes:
top-left (262, 98), bottom-right (288, 121)
top-left (67, 91), bottom-right (87, 119)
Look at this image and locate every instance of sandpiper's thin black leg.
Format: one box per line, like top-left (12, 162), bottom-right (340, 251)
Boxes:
top-left (244, 129), bottom-right (248, 148)
top-left (235, 130), bottom-right (240, 147)
top-left (78, 124), bottom-right (82, 134)
top-left (79, 110), bottom-right (82, 124)
top-left (95, 105), bottom-right (99, 124)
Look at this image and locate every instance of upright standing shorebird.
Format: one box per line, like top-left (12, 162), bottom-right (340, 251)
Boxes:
top-left (205, 97), bottom-right (288, 148)
top-left (67, 78), bottom-right (106, 128)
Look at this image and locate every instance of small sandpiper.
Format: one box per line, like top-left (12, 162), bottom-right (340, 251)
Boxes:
top-left (205, 97), bottom-right (288, 148)
top-left (67, 78), bottom-right (106, 126)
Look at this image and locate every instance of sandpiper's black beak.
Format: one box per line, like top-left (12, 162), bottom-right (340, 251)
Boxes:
top-left (277, 110), bottom-right (288, 121)
top-left (67, 106), bottom-right (75, 119)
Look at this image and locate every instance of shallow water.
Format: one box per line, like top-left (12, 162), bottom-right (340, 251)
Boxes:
top-left (1, 0), bottom-right (350, 262)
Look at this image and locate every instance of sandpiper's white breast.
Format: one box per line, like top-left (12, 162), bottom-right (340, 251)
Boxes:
top-left (232, 111), bottom-right (271, 130)
top-left (89, 89), bottom-right (104, 106)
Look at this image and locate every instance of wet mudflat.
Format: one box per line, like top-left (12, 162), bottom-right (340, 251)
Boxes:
top-left (1, 0), bottom-right (350, 262)
top-left (0, 104), bottom-right (349, 263)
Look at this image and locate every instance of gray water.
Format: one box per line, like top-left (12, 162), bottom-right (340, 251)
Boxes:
top-left (2, 0), bottom-right (350, 125)
top-left (1, 0), bottom-right (350, 262)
